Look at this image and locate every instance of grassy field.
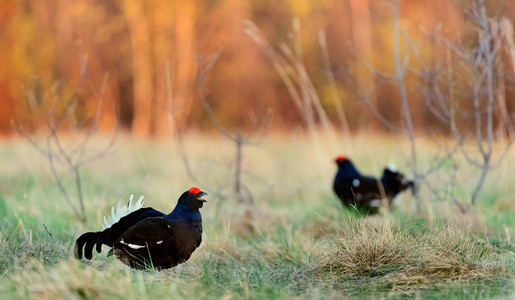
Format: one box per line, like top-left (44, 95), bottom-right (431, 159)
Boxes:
top-left (0, 132), bottom-right (514, 299)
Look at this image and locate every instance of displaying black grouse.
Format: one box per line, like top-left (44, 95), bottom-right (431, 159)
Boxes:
top-left (74, 187), bottom-right (207, 270)
top-left (333, 155), bottom-right (414, 214)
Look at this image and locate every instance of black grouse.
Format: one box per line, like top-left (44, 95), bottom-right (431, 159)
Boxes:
top-left (74, 187), bottom-right (207, 270)
top-left (333, 155), bottom-right (414, 214)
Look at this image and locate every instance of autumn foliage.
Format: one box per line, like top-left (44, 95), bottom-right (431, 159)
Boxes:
top-left (1, 0), bottom-right (514, 135)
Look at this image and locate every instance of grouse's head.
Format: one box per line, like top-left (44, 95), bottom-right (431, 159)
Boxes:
top-left (178, 187), bottom-right (208, 211)
top-left (335, 154), bottom-right (350, 167)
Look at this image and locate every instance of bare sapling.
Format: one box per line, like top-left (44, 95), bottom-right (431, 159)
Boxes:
top-left (15, 50), bottom-right (118, 222)
top-left (420, 0), bottom-right (515, 209)
top-left (196, 51), bottom-right (273, 203)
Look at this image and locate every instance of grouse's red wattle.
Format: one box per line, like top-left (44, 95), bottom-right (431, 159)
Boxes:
top-left (74, 188), bottom-right (207, 270)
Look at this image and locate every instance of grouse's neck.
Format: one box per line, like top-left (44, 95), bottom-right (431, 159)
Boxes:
top-left (339, 161), bottom-right (360, 177)
top-left (166, 203), bottom-right (202, 222)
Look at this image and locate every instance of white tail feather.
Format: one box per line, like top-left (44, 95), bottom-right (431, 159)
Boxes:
top-left (387, 163), bottom-right (397, 172)
top-left (102, 195), bottom-right (145, 230)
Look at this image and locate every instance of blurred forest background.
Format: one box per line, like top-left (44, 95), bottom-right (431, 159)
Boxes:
top-left (1, 0), bottom-right (514, 136)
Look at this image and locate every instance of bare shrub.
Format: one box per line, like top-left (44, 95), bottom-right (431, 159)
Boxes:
top-left (14, 52), bottom-right (117, 222)
top-left (196, 52), bottom-right (273, 203)
top-left (419, 0), bottom-right (515, 208)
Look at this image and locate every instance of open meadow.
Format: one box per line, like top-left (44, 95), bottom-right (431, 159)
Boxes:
top-left (0, 132), bottom-right (514, 299)
top-left (1, 0), bottom-right (514, 298)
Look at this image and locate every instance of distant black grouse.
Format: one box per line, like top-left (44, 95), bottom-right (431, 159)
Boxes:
top-left (74, 187), bottom-right (207, 270)
top-left (333, 155), bottom-right (414, 214)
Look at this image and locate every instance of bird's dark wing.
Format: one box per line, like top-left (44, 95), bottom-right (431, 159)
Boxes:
top-left (353, 175), bottom-right (381, 196)
top-left (112, 217), bottom-right (203, 269)
top-left (112, 218), bottom-right (174, 258)
top-left (95, 207), bottom-right (165, 253)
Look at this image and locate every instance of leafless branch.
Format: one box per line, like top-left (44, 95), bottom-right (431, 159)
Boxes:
top-left (166, 60), bottom-right (203, 185)
top-left (318, 30), bottom-right (352, 140)
top-left (43, 224), bottom-right (53, 239)
top-left (422, 0), bottom-right (515, 207)
top-left (196, 51), bottom-right (273, 203)
top-left (197, 51), bottom-right (234, 140)
top-left (392, 0), bottom-right (421, 212)
top-left (14, 53), bottom-right (117, 222)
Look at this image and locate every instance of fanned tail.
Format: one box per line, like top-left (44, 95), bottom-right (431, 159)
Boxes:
top-left (75, 195), bottom-right (157, 262)
top-left (74, 231), bottom-right (101, 260)
top-left (102, 195), bottom-right (145, 230)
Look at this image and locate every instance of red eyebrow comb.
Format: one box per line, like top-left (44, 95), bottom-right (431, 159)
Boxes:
top-left (336, 154), bottom-right (346, 162)
top-left (189, 187), bottom-right (201, 194)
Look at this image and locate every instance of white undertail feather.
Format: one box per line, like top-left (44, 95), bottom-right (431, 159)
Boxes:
top-left (102, 195), bottom-right (145, 230)
top-left (387, 163), bottom-right (397, 172)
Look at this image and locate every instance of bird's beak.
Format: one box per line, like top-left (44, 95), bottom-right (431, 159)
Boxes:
top-left (198, 191), bottom-right (208, 202)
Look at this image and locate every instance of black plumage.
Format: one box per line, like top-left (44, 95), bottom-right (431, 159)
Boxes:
top-left (74, 187), bottom-right (207, 270)
top-left (333, 155), bottom-right (414, 214)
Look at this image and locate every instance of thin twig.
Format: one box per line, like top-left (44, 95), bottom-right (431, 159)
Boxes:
top-left (43, 224), bottom-right (53, 239)
top-left (196, 51), bottom-right (273, 203)
top-left (15, 58), bottom-right (117, 222)
top-left (318, 30), bottom-right (351, 139)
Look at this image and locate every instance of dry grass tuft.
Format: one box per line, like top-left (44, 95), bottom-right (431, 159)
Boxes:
top-left (8, 261), bottom-right (125, 300)
top-left (0, 220), bottom-right (70, 274)
top-left (307, 219), bottom-right (512, 288)
top-left (316, 219), bottom-right (417, 277)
